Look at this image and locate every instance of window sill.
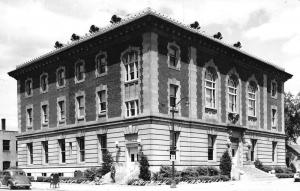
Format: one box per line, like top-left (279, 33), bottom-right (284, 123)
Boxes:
top-left (25, 94), bottom-right (33, 98)
top-left (205, 107), bottom-right (217, 114)
top-left (42, 123), bottom-right (49, 127)
top-left (271, 95), bottom-right (278, 99)
top-left (96, 72), bottom-right (107, 78)
top-left (56, 84), bottom-right (66, 90)
top-left (40, 90), bottom-right (48, 94)
top-left (125, 115), bottom-right (139, 119)
top-left (26, 126), bottom-right (33, 130)
top-left (248, 116), bottom-right (257, 122)
top-left (58, 120), bottom-right (66, 125)
top-left (75, 79), bottom-right (85, 84)
top-left (124, 79), bottom-right (139, 85)
top-left (77, 117), bottom-right (85, 121)
top-left (168, 65), bottom-right (180, 71)
top-left (98, 112), bottom-right (107, 117)
top-left (3, 150), bottom-right (10, 152)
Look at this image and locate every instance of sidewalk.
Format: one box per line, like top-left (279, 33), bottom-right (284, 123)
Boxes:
top-left (31, 178), bottom-right (295, 191)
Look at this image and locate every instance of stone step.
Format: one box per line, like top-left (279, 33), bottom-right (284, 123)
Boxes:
top-left (238, 166), bottom-right (278, 181)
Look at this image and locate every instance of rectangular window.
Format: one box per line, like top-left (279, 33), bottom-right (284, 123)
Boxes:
top-left (169, 84), bottom-right (178, 107)
top-left (228, 87), bottom-right (237, 113)
top-left (76, 62), bottom-right (84, 81)
top-left (97, 90), bottom-right (107, 114)
top-left (58, 139), bottom-right (66, 163)
top-left (251, 139), bottom-right (256, 162)
top-left (42, 173), bottom-right (47, 177)
top-left (169, 47), bottom-right (178, 67)
top-left (58, 100), bottom-right (66, 122)
top-left (272, 142), bottom-right (277, 162)
top-left (248, 92), bottom-right (256, 117)
top-left (41, 104), bottom-right (48, 124)
top-left (77, 137), bottom-right (85, 162)
top-left (26, 108), bottom-right (33, 127)
top-left (271, 108), bottom-right (277, 128)
top-left (205, 81), bottom-right (216, 108)
top-left (42, 141), bottom-right (48, 164)
top-left (271, 82), bottom-right (277, 97)
top-left (97, 55), bottom-right (106, 74)
top-left (27, 143), bottom-right (33, 164)
top-left (124, 51), bottom-right (139, 82)
top-left (76, 96), bottom-right (85, 119)
top-left (3, 161), bottom-right (10, 170)
top-left (208, 135), bottom-right (216, 161)
top-left (3, 140), bottom-right (10, 151)
top-left (125, 100), bottom-right (139, 117)
top-left (98, 134), bottom-right (107, 151)
top-left (41, 74), bottom-right (48, 92)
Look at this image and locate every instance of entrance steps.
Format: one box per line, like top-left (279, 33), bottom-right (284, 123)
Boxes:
top-left (238, 165), bottom-right (278, 181)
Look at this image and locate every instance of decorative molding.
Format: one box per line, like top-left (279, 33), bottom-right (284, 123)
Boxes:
top-left (124, 125), bottom-right (139, 134)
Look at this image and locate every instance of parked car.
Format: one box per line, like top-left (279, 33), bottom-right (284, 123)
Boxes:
top-left (0, 168), bottom-right (31, 189)
top-left (294, 171), bottom-right (300, 182)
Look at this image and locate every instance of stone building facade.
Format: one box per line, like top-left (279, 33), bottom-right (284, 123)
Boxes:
top-left (0, 119), bottom-right (18, 171)
top-left (8, 9), bottom-right (292, 177)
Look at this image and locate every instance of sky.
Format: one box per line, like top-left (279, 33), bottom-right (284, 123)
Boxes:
top-left (0, 0), bottom-right (300, 131)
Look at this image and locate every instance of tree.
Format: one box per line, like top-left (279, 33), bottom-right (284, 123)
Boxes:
top-left (89, 25), bottom-right (99, 33)
top-left (138, 153), bottom-right (151, 181)
top-left (220, 150), bottom-right (232, 177)
top-left (285, 92), bottom-right (300, 143)
top-left (213, 32), bottom-right (223, 40)
top-left (71, 33), bottom-right (80, 41)
top-left (110, 15), bottom-right (122, 24)
top-left (101, 150), bottom-right (114, 175)
top-left (54, 41), bottom-right (63, 49)
top-left (233, 41), bottom-right (242, 48)
top-left (190, 21), bottom-right (200, 30)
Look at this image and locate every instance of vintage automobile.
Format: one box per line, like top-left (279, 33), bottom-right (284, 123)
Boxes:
top-left (0, 168), bottom-right (31, 189)
top-left (294, 171), bottom-right (300, 182)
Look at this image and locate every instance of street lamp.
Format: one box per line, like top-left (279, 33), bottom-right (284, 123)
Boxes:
top-left (170, 97), bottom-right (188, 188)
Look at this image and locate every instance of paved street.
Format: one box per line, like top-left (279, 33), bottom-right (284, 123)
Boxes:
top-left (0, 178), bottom-right (298, 191)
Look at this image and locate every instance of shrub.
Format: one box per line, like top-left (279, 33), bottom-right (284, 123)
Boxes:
top-left (27, 176), bottom-right (35, 182)
top-left (275, 173), bottom-right (294, 178)
top-left (84, 167), bottom-right (102, 181)
top-left (181, 167), bottom-right (199, 179)
top-left (291, 163), bottom-right (297, 173)
top-left (102, 150), bottom-right (114, 175)
top-left (195, 166), bottom-right (208, 176)
top-left (207, 166), bottom-right (220, 176)
top-left (74, 170), bottom-right (83, 178)
top-left (261, 166), bottom-right (273, 173)
top-left (254, 159), bottom-right (263, 170)
top-left (139, 153), bottom-right (151, 181)
top-left (36, 176), bottom-right (51, 182)
top-left (220, 150), bottom-right (232, 177)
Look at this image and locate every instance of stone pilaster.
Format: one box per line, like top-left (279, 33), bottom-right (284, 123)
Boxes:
top-left (189, 47), bottom-right (197, 119)
top-left (142, 32), bottom-right (159, 115)
top-left (263, 74), bottom-right (268, 129)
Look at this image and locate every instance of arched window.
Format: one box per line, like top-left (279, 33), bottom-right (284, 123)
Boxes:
top-left (122, 50), bottom-right (139, 82)
top-left (40, 73), bottom-right (48, 93)
top-left (75, 60), bottom-right (85, 83)
top-left (228, 74), bottom-right (238, 113)
top-left (95, 52), bottom-right (107, 76)
top-left (205, 67), bottom-right (217, 109)
top-left (57, 67), bottom-right (65, 87)
top-left (248, 81), bottom-right (257, 117)
top-left (25, 79), bottom-right (32, 96)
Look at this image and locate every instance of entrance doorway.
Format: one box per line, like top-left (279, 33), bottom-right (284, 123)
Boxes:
top-left (127, 147), bottom-right (138, 162)
top-left (231, 137), bottom-right (240, 167)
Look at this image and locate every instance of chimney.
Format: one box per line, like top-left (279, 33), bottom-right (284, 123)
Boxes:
top-left (1, 118), bottom-right (5, 130)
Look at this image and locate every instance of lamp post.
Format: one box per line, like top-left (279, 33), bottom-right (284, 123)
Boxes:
top-left (170, 97), bottom-right (188, 188)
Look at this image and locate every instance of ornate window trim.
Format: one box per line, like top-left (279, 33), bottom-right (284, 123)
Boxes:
top-left (74, 59), bottom-right (85, 84)
top-left (95, 51), bottom-right (108, 77)
top-left (168, 78), bottom-right (181, 116)
top-left (25, 78), bottom-right (33, 97)
top-left (121, 47), bottom-right (140, 83)
top-left (25, 104), bottom-right (33, 130)
top-left (56, 66), bottom-right (66, 89)
top-left (75, 91), bottom-right (86, 122)
top-left (271, 105), bottom-right (278, 131)
top-left (225, 68), bottom-right (241, 124)
top-left (40, 100), bottom-right (49, 128)
top-left (57, 96), bottom-right (66, 126)
top-left (40, 73), bottom-right (48, 94)
top-left (95, 85), bottom-right (107, 119)
top-left (167, 42), bottom-right (181, 70)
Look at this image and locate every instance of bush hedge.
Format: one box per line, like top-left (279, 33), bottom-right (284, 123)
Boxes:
top-left (275, 173), bottom-right (294, 178)
top-left (220, 150), bottom-right (232, 177)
